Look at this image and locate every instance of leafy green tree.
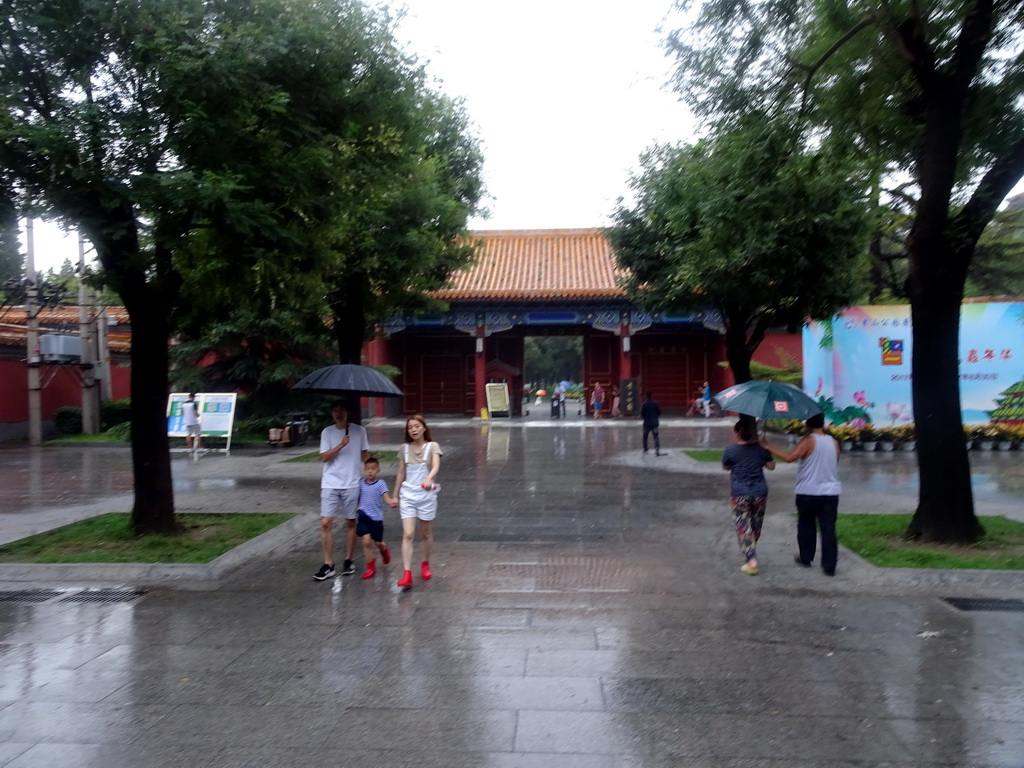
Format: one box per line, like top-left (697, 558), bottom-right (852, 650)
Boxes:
top-left (170, 309), bottom-right (334, 415)
top-left (610, 118), bottom-right (868, 383)
top-left (0, 174), bottom-right (20, 292)
top-left (0, 0), bottom-right (445, 534)
top-left (861, 193), bottom-right (1024, 302)
top-left (325, 90), bottom-right (485, 367)
top-left (524, 337), bottom-right (583, 386)
top-left (966, 199), bottom-right (1024, 298)
top-left (665, 0), bottom-right (1024, 542)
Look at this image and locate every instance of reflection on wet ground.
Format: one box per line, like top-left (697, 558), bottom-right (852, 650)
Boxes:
top-left (0, 447), bottom-right (133, 512)
top-left (0, 424), bottom-right (1022, 766)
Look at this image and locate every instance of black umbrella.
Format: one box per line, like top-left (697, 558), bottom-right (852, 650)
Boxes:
top-left (291, 364), bottom-right (403, 397)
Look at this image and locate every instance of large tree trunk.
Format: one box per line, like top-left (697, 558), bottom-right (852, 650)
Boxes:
top-left (905, 246), bottom-right (982, 542)
top-left (123, 286), bottom-right (178, 535)
top-left (329, 271), bottom-right (368, 422)
top-left (723, 316), bottom-right (753, 384)
top-left (904, 91), bottom-right (983, 543)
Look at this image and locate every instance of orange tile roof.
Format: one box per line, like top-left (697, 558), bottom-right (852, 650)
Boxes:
top-left (0, 305), bottom-right (131, 326)
top-left (433, 229), bottom-right (627, 301)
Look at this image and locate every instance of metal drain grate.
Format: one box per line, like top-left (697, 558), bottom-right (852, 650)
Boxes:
top-left (942, 597), bottom-right (1024, 612)
top-left (489, 558), bottom-right (640, 591)
top-left (58, 589), bottom-right (146, 604)
top-left (0, 590), bottom-right (63, 603)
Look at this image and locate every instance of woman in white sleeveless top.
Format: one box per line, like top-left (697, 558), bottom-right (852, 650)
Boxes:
top-left (394, 414), bottom-right (443, 588)
top-left (761, 413), bottom-right (842, 576)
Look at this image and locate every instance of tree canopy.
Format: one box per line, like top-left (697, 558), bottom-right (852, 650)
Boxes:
top-left (0, 0), bottom-right (483, 534)
top-left (664, 0), bottom-right (1024, 542)
top-left (610, 118), bottom-right (869, 383)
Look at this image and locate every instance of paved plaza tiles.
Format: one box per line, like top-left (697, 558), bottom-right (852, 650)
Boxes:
top-left (0, 416), bottom-right (1023, 767)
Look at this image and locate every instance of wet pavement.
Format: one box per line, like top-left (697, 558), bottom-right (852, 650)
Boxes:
top-left (1, 416), bottom-right (1023, 766)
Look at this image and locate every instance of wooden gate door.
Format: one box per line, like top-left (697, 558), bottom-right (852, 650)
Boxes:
top-left (638, 351), bottom-right (692, 411)
top-left (419, 355), bottom-right (468, 413)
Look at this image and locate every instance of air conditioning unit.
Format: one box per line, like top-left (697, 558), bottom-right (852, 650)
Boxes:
top-left (40, 334), bottom-right (82, 363)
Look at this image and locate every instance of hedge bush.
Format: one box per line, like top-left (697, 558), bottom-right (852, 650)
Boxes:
top-left (53, 406), bottom-right (83, 434)
top-left (101, 399), bottom-right (132, 430)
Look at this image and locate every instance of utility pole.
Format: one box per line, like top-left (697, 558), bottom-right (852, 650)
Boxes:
top-left (96, 303), bottom-right (113, 400)
top-left (24, 220), bottom-right (42, 446)
top-left (79, 234), bottom-right (100, 433)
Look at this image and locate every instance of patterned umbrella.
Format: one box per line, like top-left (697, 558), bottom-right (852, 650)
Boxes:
top-left (712, 380), bottom-right (822, 421)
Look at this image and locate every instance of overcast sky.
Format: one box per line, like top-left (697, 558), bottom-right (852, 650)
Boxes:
top-left (388, 0), bottom-right (695, 230)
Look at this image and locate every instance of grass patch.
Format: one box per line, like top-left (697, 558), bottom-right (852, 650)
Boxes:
top-left (48, 433), bottom-right (126, 444)
top-left (285, 448), bottom-right (400, 464)
top-left (838, 514), bottom-right (1024, 570)
top-left (684, 449), bottom-right (724, 463)
top-left (0, 513), bottom-right (295, 564)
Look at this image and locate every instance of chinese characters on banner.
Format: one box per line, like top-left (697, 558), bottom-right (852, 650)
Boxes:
top-left (804, 303), bottom-right (1022, 425)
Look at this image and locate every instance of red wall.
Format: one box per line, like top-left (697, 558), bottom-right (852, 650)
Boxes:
top-left (752, 331), bottom-right (802, 369)
top-left (0, 358), bottom-right (131, 423)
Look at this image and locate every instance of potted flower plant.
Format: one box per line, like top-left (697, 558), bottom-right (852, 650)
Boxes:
top-left (895, 424), bottom-right (916, 451)
top-left (858, 424), bottom-right (879, 451)
top-left (828, 425), bottom-right (859, 451)
top-left (876, 426), bottom-right (901, 452)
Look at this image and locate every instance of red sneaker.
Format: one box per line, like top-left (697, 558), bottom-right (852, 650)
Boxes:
top-left (380, 544), bottom-right (391, 565)
top-left (397, 570), bottom-right (413, 588)
top-left (361, 559), bottom-right (376, 580)
top-left (421, 561), bottom-right (432, 581)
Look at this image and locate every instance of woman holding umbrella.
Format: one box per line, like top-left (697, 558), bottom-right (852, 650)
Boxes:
top-left (722, 416), bottom-right (775, 575)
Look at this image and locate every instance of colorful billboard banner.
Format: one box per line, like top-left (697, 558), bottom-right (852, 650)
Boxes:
top-left (803, 303), bottom-right (1024, 425)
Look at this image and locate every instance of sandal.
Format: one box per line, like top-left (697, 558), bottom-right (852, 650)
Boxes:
top-left (740, 562), bottom-right (758, 575)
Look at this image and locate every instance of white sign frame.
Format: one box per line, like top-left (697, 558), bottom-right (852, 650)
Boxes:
top-left (167, 392), bottom-right (238, 454)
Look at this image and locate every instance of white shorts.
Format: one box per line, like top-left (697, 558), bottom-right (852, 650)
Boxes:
top-left (186, 425), bottom-right (201, 437)
top-left (320, 487), bottom-right (359, 520)
top-left (399, 488), bottom-right (437, 521)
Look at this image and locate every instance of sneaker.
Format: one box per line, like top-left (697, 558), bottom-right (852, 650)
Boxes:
top-left (341, 559), bottom-right (355, 576)
top-left (421, 561), bottom-right (432, 581)
top-left (313, 563), bottom-right (336, 581)
top-left (397, 570), bottom-right (413, 588)
top-left (380, 544), bottom-right (391, 565)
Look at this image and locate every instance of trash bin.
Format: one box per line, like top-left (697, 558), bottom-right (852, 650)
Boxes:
top-left (550, 398), bottom-right (561, 419)
top-left (285, 412), bottom-right (310, 446)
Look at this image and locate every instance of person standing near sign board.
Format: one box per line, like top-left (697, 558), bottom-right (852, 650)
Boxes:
top-left (182, 393), bottom-right (201, 453)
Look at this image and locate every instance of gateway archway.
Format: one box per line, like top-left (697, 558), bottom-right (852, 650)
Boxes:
top-left (365, 229), bottom-right (727, 418)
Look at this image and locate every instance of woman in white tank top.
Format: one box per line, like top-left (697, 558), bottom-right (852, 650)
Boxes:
top-left (761, 413), bottom-right (842, 576)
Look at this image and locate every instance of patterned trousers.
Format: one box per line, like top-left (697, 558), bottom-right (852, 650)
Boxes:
top-left (731, 494), bottom-right (767, 561)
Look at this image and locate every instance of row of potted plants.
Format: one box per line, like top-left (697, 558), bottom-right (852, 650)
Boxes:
top-left (777, 421), bottom-right (1024, 451)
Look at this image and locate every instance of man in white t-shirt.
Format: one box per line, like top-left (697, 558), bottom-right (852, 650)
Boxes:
top-left (313, 401), bottom-right (370, 581)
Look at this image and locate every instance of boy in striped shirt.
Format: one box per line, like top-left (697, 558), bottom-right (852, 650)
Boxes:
top-left (358, 457), bottom-right (398, 579)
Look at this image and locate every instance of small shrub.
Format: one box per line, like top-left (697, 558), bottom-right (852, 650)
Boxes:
top-left (53, 406), bottom-right (83, 435)
top-left (100, 398), bottom-right (132, 430)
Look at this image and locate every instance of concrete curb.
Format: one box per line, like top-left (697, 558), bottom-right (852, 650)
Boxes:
top-left (0, 513), bottom-right (309, 591)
